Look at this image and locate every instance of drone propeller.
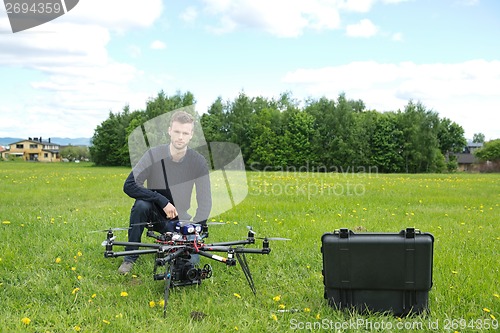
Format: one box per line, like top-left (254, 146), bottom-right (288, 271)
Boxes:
top-left (89, 227), bottom-right (130, 233)
top-left (131, 221), bottom-right (163, 227)
top-left (258, 237), bottom-right (291, 241)
top-left (246, 226), bottom-right (290, 241)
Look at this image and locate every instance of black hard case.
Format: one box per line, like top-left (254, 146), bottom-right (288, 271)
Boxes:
top-left (321, 228), bottom-right (434, 316)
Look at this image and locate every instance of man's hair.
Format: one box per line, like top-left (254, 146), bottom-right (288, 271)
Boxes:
top-left (170, 111), bottom-right (194, 126)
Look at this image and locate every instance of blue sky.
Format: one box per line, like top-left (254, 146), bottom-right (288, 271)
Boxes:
top-left (0, 0), bottom-right (499, 141)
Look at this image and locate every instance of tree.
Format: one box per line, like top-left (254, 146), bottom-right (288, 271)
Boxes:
top-left (200, 97), bottom-right (229, 143)
top-left (89, 106), bottom-right (133, 166)
top-left (367, 112), bottom-right (405, 173)
top-left (398, 101), bottom-right (443, 173)
top-left (247, 107), bottom-right (283, 169)
top-left (475, 139), bottom-right (500, 162)
top-left (437, 117), bottom-right (466, 172)
top-left (281, 109), bottom-right (316, 168)
top-left (60, 145), bottom-right (90, 161)
top-left (473, 133), bottom-right (485, 143)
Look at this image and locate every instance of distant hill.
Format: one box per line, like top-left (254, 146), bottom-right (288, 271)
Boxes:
top-left (0, 137), bottom-right (91, 146)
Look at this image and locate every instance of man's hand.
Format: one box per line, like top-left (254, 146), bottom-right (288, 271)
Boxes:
top-left (163, 202), bottom-right (178, 219)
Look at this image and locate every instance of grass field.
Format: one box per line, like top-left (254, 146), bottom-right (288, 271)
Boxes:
top-left (0, 161), bottom-right (498, 332)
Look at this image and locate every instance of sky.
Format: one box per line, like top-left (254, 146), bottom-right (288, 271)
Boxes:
top-left (0, 0), bottom-right (499, 142)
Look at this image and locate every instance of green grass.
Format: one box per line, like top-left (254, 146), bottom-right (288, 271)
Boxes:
top-left (0, 162), bottom-right (499, 332)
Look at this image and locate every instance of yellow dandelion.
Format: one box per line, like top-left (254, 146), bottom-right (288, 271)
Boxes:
top-left (315, 313), bottom-right (321, 320)
top-left (490, 314), bottom-right (496, 320)
top-left (74, 325), bottom-right (81, 331)
top-left (234, 326), bottom-right (239, 330)
top-left (102, 319), bottom-right (110, 324)
top-left (271, 314), bottom-right (278, 321)
top-left (77, 251), bottom-right (83, 257)
top-left (115, 313), bottom-right (123, 318)
top-left (149, 301), bottom-right (156, 308)
top-left (55, 257), bottom-right (62, 264)
top-left (278, 304), bottom-right (286, 309)
top-left (120, 291), bottom-right (129, 297)
top-left (273, 295), bottom-right (281, 302)
top-left (2, 221), bottom-right (11, 225)
top-left (452, 270), bottom-right (458, 274)
top-left (483, 307), bottom-right (491, 313)
top-left (233, 221), bottom-right (238, 225)
top-left (77, 275), bottom-right (82, 280)
top-left (158, 299), bottom-right (165, 307)
top-left (233, 293), bottom-right (241, 299)
top-left (493, 293), bottom-right (499, 299)
top-left (71, 267), bottom-right (76, 271)
top-left (91, 293), bottom-right (97, 298)
top-left (304, 307), bottom-right (311, 312)
top-left (21, 317), bottom-right (31, 325)
top-left (71, 288), bottom-right (80, 294)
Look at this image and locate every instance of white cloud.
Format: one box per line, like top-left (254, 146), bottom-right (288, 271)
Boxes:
top-left (0, 0), bottom-right (165, 138)
top-left (391, 32), bottom-right (403, 41)
top-left (150, 40), bottom-right (167, 50)
top-left (199, 0), bottom-right (413, 38)
top-left (345, 19), bottom-right (379, 38)
top-left (381, 0), bottom-right (412, 4)
top-left (339, 0), bottom-right (377, 12)
top-left (62, 0), bottom-right (164, 32)
top-left (201, 0), bottom-right (342, 37)
top-left (180, 6), bottom-right (199, 23)
top-left (282, 60), bottom-right (500, 139)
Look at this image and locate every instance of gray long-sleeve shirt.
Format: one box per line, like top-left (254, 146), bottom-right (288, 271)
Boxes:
top-left (123, 144), bottom-right (212, 224)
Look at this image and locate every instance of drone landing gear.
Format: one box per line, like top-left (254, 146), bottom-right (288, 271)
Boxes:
top-left (235, 252), bottom-right (256, 295)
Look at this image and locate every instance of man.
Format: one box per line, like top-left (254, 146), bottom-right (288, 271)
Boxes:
top-left (119, 110), bottom-right (212, 274)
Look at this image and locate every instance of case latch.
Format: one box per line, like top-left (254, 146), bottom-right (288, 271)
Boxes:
top-left (404, 227), bottom-right (420, 239)
top-left (339, 228), bottom-right (350, 239)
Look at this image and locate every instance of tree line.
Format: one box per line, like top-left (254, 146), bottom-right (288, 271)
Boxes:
top-left (90, 90), bottom-right (468, 173)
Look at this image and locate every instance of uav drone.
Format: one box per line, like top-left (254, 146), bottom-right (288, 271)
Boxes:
top-left (100, 220), bottom-right (289, 316)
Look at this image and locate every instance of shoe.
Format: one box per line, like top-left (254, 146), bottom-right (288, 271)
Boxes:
top-left (118, 261), bottom-right (134, 274)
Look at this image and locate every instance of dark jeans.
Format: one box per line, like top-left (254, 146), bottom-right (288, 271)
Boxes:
top-left (124, 200), bottom-right (177, 263)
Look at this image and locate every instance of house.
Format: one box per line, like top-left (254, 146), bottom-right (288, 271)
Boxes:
top-left (456, 141), bottom-right (483, 171)
top-left (3, 137), bottom-right (61, 162)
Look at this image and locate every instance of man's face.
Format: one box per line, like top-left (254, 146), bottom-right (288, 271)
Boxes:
top-left (168, 121), bottom-right (194, 150)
